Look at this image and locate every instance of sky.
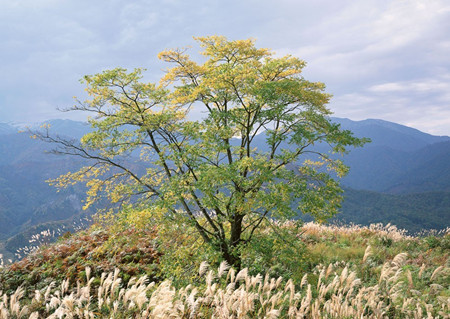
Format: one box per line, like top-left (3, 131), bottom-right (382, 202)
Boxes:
top-left (1, 0), bottom-right (449, 135)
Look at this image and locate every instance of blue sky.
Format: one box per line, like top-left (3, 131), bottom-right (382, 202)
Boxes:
top-left (1, 0), bottom-right (449, 135)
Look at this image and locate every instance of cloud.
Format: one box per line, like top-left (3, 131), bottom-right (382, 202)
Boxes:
top-left (284, 0), bottom-right (449, 81)
top-left (0, 0), bottom-right (449, 135)
top-left (369, 78), bottom-right (450, 94)
top-left (332, 74), bottom-right (450, 135)
top-left (276, 0), bottom-right (450, 135)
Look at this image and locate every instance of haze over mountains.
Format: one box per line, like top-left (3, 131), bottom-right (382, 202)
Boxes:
top-left (0, 118), bottom-right (449, 261)
top-left (333, 118), bottom-right (450, 193)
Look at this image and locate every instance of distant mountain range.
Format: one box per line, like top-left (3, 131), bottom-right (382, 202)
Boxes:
top-left (0, 118), bottom-right (449, 261)
top-left (333, 118), bottom-right (450, 193)
top-left (0, 121), bottom-right (95, 261)
top-left (250, 117), bottom-right (450, 193)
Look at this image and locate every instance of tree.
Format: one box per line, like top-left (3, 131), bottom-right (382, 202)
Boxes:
top-left (38, 36), bottom-right (367, 269)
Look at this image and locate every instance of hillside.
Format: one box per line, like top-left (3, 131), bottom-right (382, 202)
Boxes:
top-left (332, 118), bottom-right (450, 152)
top-left (0, 118), bottom-right (449, 263)
top-left (0, 124), bottom-right (95, 260)
top-left (330, 118), bottom-right (450, 192)
top-left (337, 188), bottom-right (450, 233)
top-left (386, 141), bottom-right (450, 193)
top-left (251, 117), bottom-right (450, 193)
top-left (0, 220), bottom-right (448, 317)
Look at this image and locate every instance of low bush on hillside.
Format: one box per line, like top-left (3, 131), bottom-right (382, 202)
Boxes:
top-left (0, 248), bottom-right (448, 318)
top-left (0, 220), bottom-right (448, 318)
top-left (0, 226), bottom-right (161, 295)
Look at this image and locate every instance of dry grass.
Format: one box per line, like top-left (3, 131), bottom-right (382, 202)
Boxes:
top-left (300, 221), bottom-right (415, 242)
top-left (1, 249), bottom-right (448, 318)
top-left (1, 221), bottom-right (448, 318)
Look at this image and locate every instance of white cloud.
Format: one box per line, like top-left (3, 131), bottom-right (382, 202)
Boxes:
top-left (369, 78), bottom-right (450, 94)
top-left (0, 0), bottom-right (449, 135)
top-left (283, 0), bottom-right (449, 83)
top-left (332, 75), bottom-right (450, 135)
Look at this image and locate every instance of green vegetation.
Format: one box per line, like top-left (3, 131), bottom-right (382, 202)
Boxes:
top-left (35, 36), bottom-right (366, 269)
top-left (336, 188), bottom-right (450, 233)
top-left (0, 219), bottom-right (448, 318)
top-left (2, 117), bottom-right (449, 260)
top-left (1, 36), bottom-right (447, 318)
top-left (0, 223), bottom-right (161, 294)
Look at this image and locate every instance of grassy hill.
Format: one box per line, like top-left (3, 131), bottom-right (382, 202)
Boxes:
top-left (0, 219), bottom-right (448, 318)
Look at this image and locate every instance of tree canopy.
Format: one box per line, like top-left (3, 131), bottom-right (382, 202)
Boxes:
top-left (40, 36), bottom-right (367, 268)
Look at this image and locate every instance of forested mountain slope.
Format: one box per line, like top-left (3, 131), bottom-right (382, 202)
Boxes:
top-left (334, 118), bottom-right (450, 192)
top-left (0, 122), bottom-right (94, 260)
top-left (0, 118), bottom-right (449, 261)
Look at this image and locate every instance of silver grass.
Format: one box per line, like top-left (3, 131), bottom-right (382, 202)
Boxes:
top-left (206, 270), bottom-right (215, 289)
top-left (127, 277), bottom-right (137, 287)
top-left (379, 262), bottom-right (392, 283)
top-left (235, 268), bottom-right (248, 282)
top-left (199, 261), bottom-right (209, 276)
top-left (406, 269), bottom-right (413, 288)
top-left (85, 266), bottom-right (91, 282)
top-left (430, 265), bottom-right (444, 281)
top-left (340, 266), bottom-right (348, 285)
top-left (275, 276), bottom-right (282, 288)
top-left (217, 260), bottom-right (230, 278)
top-left (392, 252), bottom-right (408, 268)
top-left (325, 263), bottom-right (333, 279)
top-left (62, 293), bottom-right (75, 311)
top-left (227, 267), bottom-right (236, 284)
top-left (300, 273), bottom-right (308, 288)
top-left (362, 245), bottom-right (372, 263)
top-left (0, 236), bottom-right (447, 318)
top-left (266, 308), bottom-right (280, 318)
top-left (61, 278), bottom-right (69, 295)
top-left (49, 296), bottom-right (61, 309)
top-left (418, 263), bottom-right (426, 279)
top-left (429, 283), bottom-right (444, 294)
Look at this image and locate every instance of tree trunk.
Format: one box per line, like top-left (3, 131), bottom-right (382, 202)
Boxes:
top-left (220, 241), bottom-right (242, 271)
top-left (221, 213), bottom-right (244, 271)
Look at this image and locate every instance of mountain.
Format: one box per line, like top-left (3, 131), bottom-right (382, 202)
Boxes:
top-left (33, 119), bottom-right (92, 140)
top-left (250, 117), bottom-right (450, 193)
top-left (0, 123), bottom-right (17, 135)
top-left (329, 118), bottom-right (450, 193)
top-left (385, 141), bottom-right (450, 193)
top-left (0, 118), bottom-right (449, 262)
top-left (0, 131), bottom-right (54, 165)
top-left (332, 118), bottom-right (449, 152)
top-left (0, 120), bottom-right (92, 165)
top-left (336, 188), bottom-right (450, 233)
top-left (0, 121), bottom-right (95, 259)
